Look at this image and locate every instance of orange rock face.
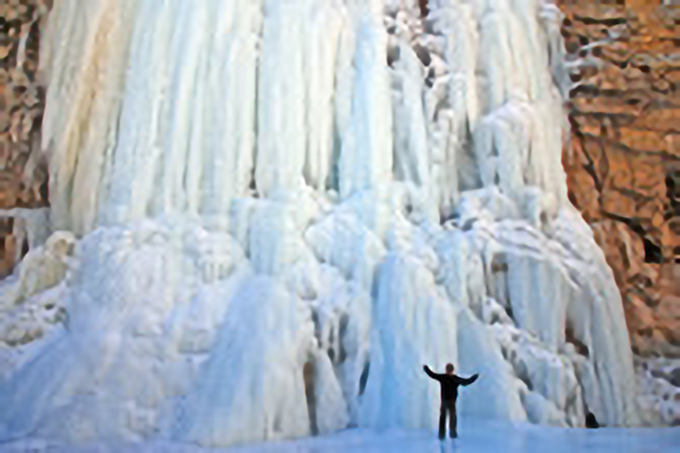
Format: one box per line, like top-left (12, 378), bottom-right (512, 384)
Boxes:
top-left (0, 0), bottom-right (49, 277)
top-left (557, 0), bottom-right (680, 357)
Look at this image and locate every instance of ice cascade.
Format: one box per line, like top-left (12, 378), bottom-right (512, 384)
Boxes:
top-left (0, 0), bottom-right (640, 448)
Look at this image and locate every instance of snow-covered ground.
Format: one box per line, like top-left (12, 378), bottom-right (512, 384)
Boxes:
top-left (2, 419), bottom-right (678, 453)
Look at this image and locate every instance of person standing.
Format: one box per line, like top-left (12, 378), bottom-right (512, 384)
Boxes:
top-left (423, 363), bottom-right (479, 439)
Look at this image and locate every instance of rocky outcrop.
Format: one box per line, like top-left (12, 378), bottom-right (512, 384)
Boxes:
top-left (0, 0), bottom-right (50, 277)
top-left (557, 0), bottom-right (680, 358)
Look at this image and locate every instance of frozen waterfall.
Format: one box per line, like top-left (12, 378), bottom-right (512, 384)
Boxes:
top-left (0, 0), bottom-right (640, 448)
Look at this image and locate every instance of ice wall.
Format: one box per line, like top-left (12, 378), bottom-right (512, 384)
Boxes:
top-left (0, 0), bottom-right (641, 448)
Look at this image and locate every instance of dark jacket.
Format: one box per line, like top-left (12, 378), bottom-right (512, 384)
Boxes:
top-left (424, 366), bottom-right (479, 401)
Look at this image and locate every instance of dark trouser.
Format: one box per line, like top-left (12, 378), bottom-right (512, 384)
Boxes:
top-left (439, 399), bottom-right (457, 439)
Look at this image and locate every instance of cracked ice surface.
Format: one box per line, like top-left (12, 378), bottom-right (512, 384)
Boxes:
top-left (0, 0), bottom-right (645, 448)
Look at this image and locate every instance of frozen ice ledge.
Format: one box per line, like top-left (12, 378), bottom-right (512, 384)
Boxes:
top-left (0, 0), bottom-right (644, 448)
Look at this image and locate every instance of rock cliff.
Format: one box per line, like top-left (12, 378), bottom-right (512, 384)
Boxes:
top-left (0, 0), bottom-right (49, 277)
top-left (556, 0), bottom-right (680, 359)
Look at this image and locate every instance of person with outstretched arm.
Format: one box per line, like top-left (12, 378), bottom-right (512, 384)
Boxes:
top-left (423, 363), bottom-right (479, 439)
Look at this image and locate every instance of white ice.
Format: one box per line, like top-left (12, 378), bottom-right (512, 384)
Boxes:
top-left (0, 0), bottom-right (653, 449)
top-left (1, 420), bottom-right (678, 453)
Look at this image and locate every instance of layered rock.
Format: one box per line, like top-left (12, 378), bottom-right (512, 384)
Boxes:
top-left (556, 0), bottom-right (680, 359)
top-left (0, 0), bottom-right (50, 277)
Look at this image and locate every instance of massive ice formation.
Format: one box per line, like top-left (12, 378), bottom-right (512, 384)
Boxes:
top-left (0, 0), bottom-right (641, 447)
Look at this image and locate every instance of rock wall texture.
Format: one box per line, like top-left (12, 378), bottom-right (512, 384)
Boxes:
top-left (0, 0), bottom-right (678, 357)
top-left (0, 0), bottom-right (49, 278)
top-left (557, 0), bottom-right (680, 358)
